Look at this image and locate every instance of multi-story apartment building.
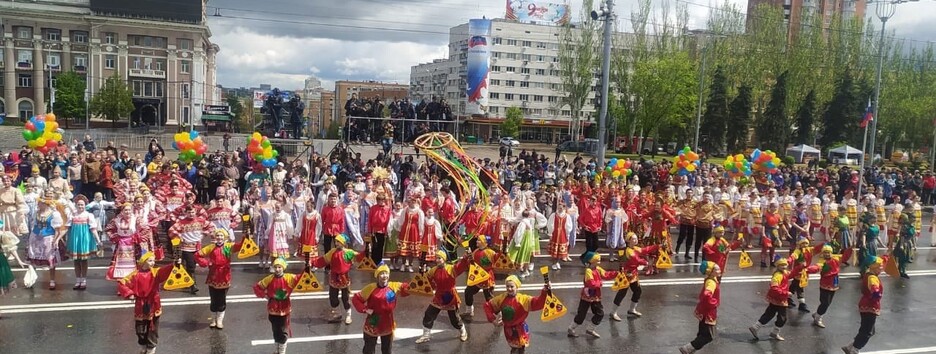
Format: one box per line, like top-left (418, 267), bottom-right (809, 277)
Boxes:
top-left (747, 0), bottom-right (866, 40)
top-left (0, 0), bottom-right (219, 127)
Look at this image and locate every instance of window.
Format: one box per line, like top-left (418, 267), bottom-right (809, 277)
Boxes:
top-left (534, 82), bottom-right (545, 89)
top-left (504, 53), bottom-right (516, 60)
top-left (548, 96), bottom-right (558, 103)
top-left (489, 106), bottom-right (499, 114)
top-left (17, 50), bottom-right (33, 65)
top-left (537, 55), bottom-right (545, 62)
top-left (0, 101), bottom-right (4, 115)
top-left (532, 109), bottom-right (543, 115)
top-left (143, 81), bottom-right (154, 97)
top-left (548, 109), bottom-right (559, 116)
top-left (46, 53), bottom-right (60, 68)
top-left (519, 94), bottom-right (529, 101)
top-left (18, 74), bottom-right (32, 88)
top-left (535, 69), bottom-right (546, 75)
top-left (181, 83), bottom-right (191, 99)
top-left (104, 32), bottom-right (117, 44)
top-left (550, 83), bottom-right (561, 90)
top-left (521, 54), bottom-right (532, 61)
top-left (521, 40), bottom-right (531, 47)
top-left (45, 29), bottom-right (61, 41)
top-left (506, 39), bottom-right (517, 46)
top-left (181, 60), bottom-right (191, 74)
top-left (492, 37), bottom-right (502, 45)
top-left (521, 68), bottom-right (530, 74)
top-left (490, 79), bottom-right (501, 86)
top-left (533, 95), bottom-right (543, 102)
top-left (47, 75), bottom-right (56, 88)
top-left (178, 39), bottom-right (193, 50)
top-left (520, 81), bottom-right (529, 88)
top-left (505, 66), bottom-right (515, 73)
top-left (536, 42), bottom-right (547, 49)
top-left (491, 66), bottom-right (501, 72)
top-left (144, 57), bottom-right (153, 70)
top-left (105, 55), bottom-right (116, 69)
top-left (561, 110), bottom-right (571, 116)
top-left (181, 106), bottom-right (190, 125)
top-left (133, 80), bottom-right (142, 96)
top-left (550, 69), bottom-right (560, 76)
top-left (74, 55), bottom-right (87, 69)
top-left (143, 36), bottom-right (153, 47)
top-left (504, 93), bottom-right (515, 100)
top-left (505, 80), bottom-right (515, 87)
top-left (18, 101), bottom-right (33, 119)
top-left (16, 26), bottom-right (33, 39)
top-left (73, 31), bottom-right (88, 43)
top-left (492, 52), bottom-right (501, 58)
top-left (490, 93), bottom-right (500, 99)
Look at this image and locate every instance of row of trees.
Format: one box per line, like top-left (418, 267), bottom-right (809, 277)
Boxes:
top-left (557, 0), bottom-right (936, 159)
top-left (48, 72), bottom-right (134, 128)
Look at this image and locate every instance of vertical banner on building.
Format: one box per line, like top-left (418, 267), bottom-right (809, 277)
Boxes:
top-left (466, 18), bottom-right (492, 115)
top-left (253, 91), bottom-right (265, 109)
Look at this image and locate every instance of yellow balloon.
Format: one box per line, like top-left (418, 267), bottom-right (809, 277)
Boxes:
top-left (686, 163), bottom-right (696, 172)
top-left (735, 154), bottom-right (744, 160)
top-left (53, 133), bottom-right (62, 141)
top-left (772, 157), bottom-right (781, 165)
top-left (263, 150), bottom-right (273, 160)
top-left (27, 140), bottom-right (38, 148)
top-left (35, 137), bottom-right (46, 146)
top-left (42, 131), bottom-right (54, 140)
top-left (612, 170), bottom-right (621, 178)
top-left (252, 132), bottom-right (262, 140)
top-left (45, 113), bottom-right (56, 122)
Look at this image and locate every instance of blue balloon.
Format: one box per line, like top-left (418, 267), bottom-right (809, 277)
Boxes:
top-left (189, 130), bottom-right (199, 140)
top-left (752, 149), bottom-right (761, 160)
top-left (171, 142), bottom-right (178, 149)
top-left (609, 158), bottom-right (618, 166)
top-left (34, 121), bottom-right (45, 131)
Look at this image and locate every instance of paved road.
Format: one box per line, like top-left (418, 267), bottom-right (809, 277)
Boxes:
top-left (1, 228), bottom-right (934, 354)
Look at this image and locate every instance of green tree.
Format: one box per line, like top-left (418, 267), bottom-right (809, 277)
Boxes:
top-left (794, 90), bottom-right (817, 145)
top-left (502, 107), bottom-right (523, 138)
top-left (557, 0), bottom-right (599, 140)
top-left (52, 71), bottom-right (87, 129)
top-left (726, 85), bottom-right (752, 153)
top-left (90, 73), bottom-right (134, 128)
top-left (819, 72), bottom-right (859, 148)
top-left (225, 95), bottom-right (248, 133)
top-left (701, 66), bottom-right (729, 154)
top-left (756, 71), bottom-right (789, 153)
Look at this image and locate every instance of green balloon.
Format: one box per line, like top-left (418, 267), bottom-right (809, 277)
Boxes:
top-left (271, 150), bottom-right (279, 157)
top-left (261, 139), bottom-right (271, 148)
top-left (22, 130), bottom-right (31, 140)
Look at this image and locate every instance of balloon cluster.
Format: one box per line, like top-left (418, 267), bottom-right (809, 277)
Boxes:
top-left (246, 132), bottom-right (279, 168)
top-left (723, 154), bottom-right (752, 179)
top-left (172, 130), bottom-right (208, 163)
top-left (22, 113), bottom-right (62, 154)
top-left (604, 158), bottom-right (633, 180)
top-left (750, 149), bottom-right (780, 174)
top-left (670, 146), bottom-right (700, 176)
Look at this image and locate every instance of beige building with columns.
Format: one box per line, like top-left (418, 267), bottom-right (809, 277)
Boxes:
top-left (0, 0), bottom-right (219, 127)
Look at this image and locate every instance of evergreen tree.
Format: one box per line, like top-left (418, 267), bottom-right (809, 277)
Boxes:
top-left (819, 72), bottom-right (859, 148)
top-left (700, 66), bottom-right (729, 154)
top-left (726, 85), bottom-right (752, 153)
top-left (756, 71), bottom-right (789, 153)
top-left (794, 90), bottom-right (816, 145)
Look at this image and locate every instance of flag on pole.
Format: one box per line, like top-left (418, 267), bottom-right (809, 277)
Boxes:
top-left (860, 99), bottom-right (873, 128)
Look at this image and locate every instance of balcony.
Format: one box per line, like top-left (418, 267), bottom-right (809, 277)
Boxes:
top-left (17, 61), bottom-right (33, 70)
top-left (129, 68), bottom-right (166, 79)
top-left (74, 65), bottom-right (87, 73)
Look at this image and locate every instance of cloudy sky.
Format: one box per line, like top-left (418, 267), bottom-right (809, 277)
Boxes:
top-left (207, 0), bottom-right (936, 91)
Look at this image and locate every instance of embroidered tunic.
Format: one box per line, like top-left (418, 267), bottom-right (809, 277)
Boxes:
top-left (484, 289), bottom-right (548, 349)
top-left (352, 282), bottom-right (411, 337)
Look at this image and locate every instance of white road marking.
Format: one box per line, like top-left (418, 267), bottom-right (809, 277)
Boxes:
top-left (249, 328), bottom-right (444, 346)
top-left (4, 270), bottom-right (935, 314)
top-left (863, 346), bottom-right (936, 354)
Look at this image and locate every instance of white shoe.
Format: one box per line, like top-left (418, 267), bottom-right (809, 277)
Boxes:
top-left (610, 312), bottom-right (622, 322)
top-left (459, 325), bottom-right (468, 342)
top-left (407, 265), bottom-right (414, 273)
top-left (812, 313), bottom-right (825, 328)
top-left (209, 313), bottom-right (217, 328)
top-left (415, 328), bottom-right (432, 344)
top-left (749, 325), bottom-right (761, 340)
top-left (842, 344), bottom-right (859, 354)
top-left (679, 344), bottom-right (696, 354)
top-left (555, 262), bottom-right (561, 270)
top-left (585, 328), bottom-right (600, 338)
top-left (216, 311), bottom-right (225, 329)
top-left (769, 327), bottom-right (784, 341)
top-left (551, 263), bottom-right (559, 270)
top-left (344, 312), bottom-right (353, 325)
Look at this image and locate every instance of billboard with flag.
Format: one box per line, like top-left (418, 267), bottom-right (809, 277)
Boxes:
top-left (505, 0), bottom-right (570, 25)
top-left (466, 19), bottom-right (492, 115)
top-left (860, 99), bottom-right (873, 128)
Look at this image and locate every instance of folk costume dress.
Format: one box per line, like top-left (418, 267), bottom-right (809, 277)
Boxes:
top-left (117, 262), bottom-right (175, 350)
top-left (267, 210), bottom-right (295, 259)
top-left (299, 210), bottom-right (323, 259)
top-left (604, 204), bottom-right (629, 251)
top-left (484, 286), bottom-right (549, 349)
top-left (421, 215), bottom-right (444, 262)
top-left (26, 208), bottom-right (64, 268)
top-left (0, 185), bottom-right (27, 235)
top-left (546, 210), bottom-right (573, 261)
top-left (396, 206), bottom-right (425, 258)
top-left (106, 211), bottom-right (141, 280)
top-left (507, 214), bottom-right (543, 269)
top-left (65, 210), bottom-right (99, 260)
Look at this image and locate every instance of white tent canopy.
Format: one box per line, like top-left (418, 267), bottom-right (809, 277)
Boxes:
top-left (827, 145), bottom-right (863, 164)
top-left (786, 144), bottom-right (821, 163)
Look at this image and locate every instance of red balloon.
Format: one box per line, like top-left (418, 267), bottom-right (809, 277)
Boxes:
top-left (25, 122), bottom-right (35, 131)
top-left (195, 145), bottom-right (207, 155)
top-left (47, 140), bottom-right (58, 148)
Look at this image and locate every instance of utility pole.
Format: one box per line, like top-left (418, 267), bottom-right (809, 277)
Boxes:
top-left (592, 0), bottom-right (614, 167)
top-left (694, 45), bottom-right (706, 152)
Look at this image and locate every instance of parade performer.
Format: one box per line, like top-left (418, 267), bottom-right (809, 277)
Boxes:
top-left (856, 212), bottom-right (880, 272)
top-left (577, 193), bottom-right (603, 253)
top-left (508, 209), bottom-right (543, 278)
top-left (26, 192), bottom-right (64, 290)
top-left (887, 200), bottom-right (903, 250)
top-left (266, 203), bottom-right (295, 270)
top-left (808, 198), bottom-right (824, 241)
top-left (118, 252), bottom-right (177, 354)
top-left (678, 261), bottom-right (721, 354)
top-left (700, 226), bottom-right (741, 277)
top-left (397, 196), bottom-right (425, 272)
top-left (0, 175), bottom-right (27, 236)
top-left (808, 244), bottom-right (840, 328)
top-left (604, 197), bottom-right (628, 258)
top-left (253, 257), bottom-right (301, 354)
top-left (484, 275), bottom-right (550, 354)
top-left (568, 251), bottom-right (618, 338)
top-left (841, 255), bottom-right (886, 354)
top-left (675, 189), bottom-right (697, 258)
top-left (610, 232), bottom-right (659, 321)
top-left (748, 199), bottom-right (764, 250)
top-left (547, 204), bottom-right (573, 270)
top-left (645, 195), bottom-right (677, 274)
top-left (438, 186), bottom-right (460, 260)
top-left (461, 236), bottom-right (500, 318)
top-left (311, 234), bottom-right (366, 324)
top-left (298, 199), bottom-right (322, 266)
top-left (168, 206), bottom-right (214, 294)
top-left (892, 213), bottom-right (914, 279)
top-left (749, 257), bottom-right (795, 341)
top-left (87, 192), bottom-right (115, 243)
top-left (195, 229), bottom-right (244, 330)
top-left (693, 194), bottom-right (716, 260)
top-left (321, 193), bottom-right (346, 258)
top-left (385, 201), bottom-right (404, 270)
top-left (415, 250), bottom-right (470, 343)
top-left (62, 195), bottom-right (99, 290)
top-left (107, 205), bottom-right (141, 283)
top-left (133, 195), bottom-right (161, 257)
top-left (366, 193), bottom-right (392, 265)
top-left (352, 263), bottom-right (411, 354)
top-left (760, 202), bottom-right (783, 267)
top-left (420, 208), bottom-right (444, 271)
top-left (788, 237), bottom-right (823, 312)
top-left (206, 194), bottom-right (239, 242)
top-left (833, 206), bottom-right (854, 266)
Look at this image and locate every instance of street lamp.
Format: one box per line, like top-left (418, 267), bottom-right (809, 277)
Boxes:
top-left (591, 0), bottom-right (614, 167)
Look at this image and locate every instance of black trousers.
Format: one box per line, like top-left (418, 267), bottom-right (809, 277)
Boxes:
top-left (757, 304), bottom-right (788, 327)
top-left (442, 221), bottom-right (458, 261)
top-left (269, 314), bottom-right (288, 344)
top-left (464, 285), bottom-right (493, 307)
top-left (370, 232), bottom-right (386, 264)
top-left (363, 333), bottom-right (393, 354)
top-left (209, 287), bottom-right (227, 312)
top-left (676, 224), bottom-right (695, 255)
top-left (322, 236), bottom-right (335, 256)
top-left (694, 227), bottom-right (711, 257)
top-left (690, 321), bottom-right (716, 350)
top-left (573, 299), bottom-right (603, 326)
top-left (790, 281), bottom-right (805, 300)
top-left (181, 251), bottom-right (197, 287)
top-left (135, 316), bottom-right (159, 349)
top-left (196, 187), bottom-right (210, 205)
top-left (612, 282), bottom-right (642, 306)
top-left (582, 229), bottom-right (599, 253)
top-left (817, 289), bottom-right (836, 315)
top-left (329, 287), bottom-right (351, 309)
top-left (854, 312), bottom-right (877, 349)
top-left (422, 305), bottom-right (463, 329)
